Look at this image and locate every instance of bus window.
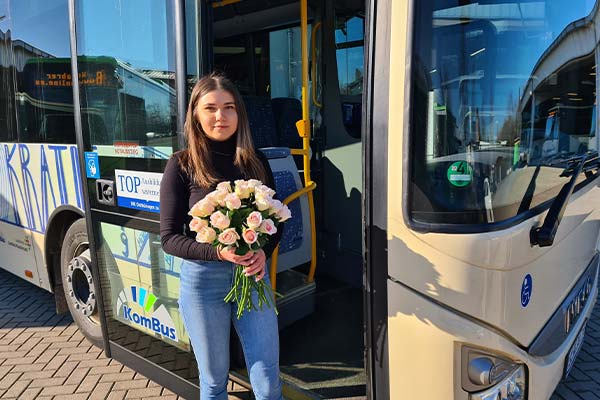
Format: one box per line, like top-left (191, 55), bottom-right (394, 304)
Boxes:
top-left (410, 0), bottom-right (598, 226)
top-left (76, 0), bottom-right (177, 159)
top-left (4, 0), bottom-right (74, 144)
top-left (336, 15), bottom-right (363, 138)
top-left (0, 1), bottom-right (16, 143)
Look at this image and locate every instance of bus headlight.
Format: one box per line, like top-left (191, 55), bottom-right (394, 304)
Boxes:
top-left (469, 364), bottom-right (525, 400)
top-left (462, 347), bottom-right (526, 400)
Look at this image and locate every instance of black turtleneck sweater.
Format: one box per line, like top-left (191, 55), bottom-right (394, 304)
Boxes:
top-left (160, 134), bottom-right (282, 261)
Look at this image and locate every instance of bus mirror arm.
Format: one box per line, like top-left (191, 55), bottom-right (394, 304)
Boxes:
top-left (530, 155), bottom-right (587, 247)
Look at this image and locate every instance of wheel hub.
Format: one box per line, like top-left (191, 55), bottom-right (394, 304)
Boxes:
top-left (66, 251), bottom-right (96, 317)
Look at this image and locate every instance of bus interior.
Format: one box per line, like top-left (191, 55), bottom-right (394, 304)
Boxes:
top-left (205, 0), bottom-right (366, 396)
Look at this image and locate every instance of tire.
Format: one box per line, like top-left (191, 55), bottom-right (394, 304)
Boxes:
top-left (60, 219), bottom-right (103, 347)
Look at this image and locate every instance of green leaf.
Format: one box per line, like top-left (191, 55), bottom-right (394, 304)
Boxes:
top-left (235, 243), bottom-right (250, 255)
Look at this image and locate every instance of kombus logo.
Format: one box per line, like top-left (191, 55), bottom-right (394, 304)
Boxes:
top-left (116, 286), bottom-right (178, 342)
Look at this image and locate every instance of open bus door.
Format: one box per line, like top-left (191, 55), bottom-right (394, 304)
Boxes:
top-left (70, 1), bottom-right (202, 397)
top-left (72, 0), bottom-right (370, 398)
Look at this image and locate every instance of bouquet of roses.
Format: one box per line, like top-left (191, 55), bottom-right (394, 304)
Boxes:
top-left (188, 179), bottom-right (291, 319)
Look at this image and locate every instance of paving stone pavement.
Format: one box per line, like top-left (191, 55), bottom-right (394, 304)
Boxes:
top-left (0, 269), bottom-right (252, 400)
top-left (2, 266), bottom-right (600, 400)
top-left (547, 292), bottom-right (600, 400)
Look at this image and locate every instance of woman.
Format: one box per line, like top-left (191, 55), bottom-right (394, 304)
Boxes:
top-left (160, 73), bottom-right (283, 400)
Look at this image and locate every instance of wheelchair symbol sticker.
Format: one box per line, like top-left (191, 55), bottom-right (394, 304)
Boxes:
top-left (88, 159), bottom-right (97, 175)
top-left (85, 152), bottom-right (100, 179)
top-left (521, 274), bottom-right (532, 307)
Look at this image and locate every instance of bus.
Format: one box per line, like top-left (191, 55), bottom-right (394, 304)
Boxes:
top-left (0, 0), bottom-right (599, 399)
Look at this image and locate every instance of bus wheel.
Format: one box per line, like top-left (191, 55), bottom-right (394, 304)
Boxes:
top-left (60, 219), bottom-right (103, 347)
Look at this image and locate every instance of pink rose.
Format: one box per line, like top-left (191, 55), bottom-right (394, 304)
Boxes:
top-left (234, 180), bottom-right (253, 199)
top-left (277, 205), bottom-right (291, 222)
top-left (247, 179), bottom-right (262, 189)
top-left (246, 211), bottom-right (263, 229)
top-left (255, 184), bottom-right (276, 199)
top-left (207, 190), bottom-right (227, 207)
top-left (242, 229), bottom-right (258, 245)
top-left (268, 199), bottom-right (283, 216)
top-left (218, 228), bottom-right (240, 246)
top-left (195, 226), bottom-right (216, 243)
top-left (259, 219), bottom-right (277, 236)
top-left (189, 217), bottom-right (208, 232)
top-left (217, 181), bottom-right (232, 193)
top-left (255, 195), bottom-right (271, 211)
top-left (189, 199), bottom-right (215, 217)
top-left (225, 193), bottom-right (242, 210)
top-left (210, 211), bottom-right (231, 230)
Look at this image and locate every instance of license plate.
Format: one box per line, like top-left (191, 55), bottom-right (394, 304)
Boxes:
top-left (563, 321), bottom-right (587, 380)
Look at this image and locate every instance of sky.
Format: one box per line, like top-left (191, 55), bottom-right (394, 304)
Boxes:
top-left (0, 0), bottom-right (172, 71)
top-left (1, 0), bottom-right (71, 58)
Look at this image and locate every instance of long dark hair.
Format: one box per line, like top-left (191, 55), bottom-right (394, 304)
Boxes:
top-left (179, 73), bottom-right (268, 187)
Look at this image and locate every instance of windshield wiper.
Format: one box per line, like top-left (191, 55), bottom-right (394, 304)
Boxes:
top-left (558, 151), bottom-right (599, 178)
top-left (530, 154), bottom-right (590, 247)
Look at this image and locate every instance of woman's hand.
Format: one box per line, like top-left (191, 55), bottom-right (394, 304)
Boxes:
top-left (243, 250), bottom-right (267, 281)
top-left (218, 248), bottom-right (267, 281)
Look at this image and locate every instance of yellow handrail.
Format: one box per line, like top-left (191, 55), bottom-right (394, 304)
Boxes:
top-left (283, 181), bottom-right (317, 205)
top-left (290, 148), bottom-right (309, 156)
top-left (269, 182), bottom-right (317, 290)
top-left (311, 22), bottom-right (322, 108)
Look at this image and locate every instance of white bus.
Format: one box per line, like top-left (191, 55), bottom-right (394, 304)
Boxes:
top-left (1, 0), bottom-right (600, 399)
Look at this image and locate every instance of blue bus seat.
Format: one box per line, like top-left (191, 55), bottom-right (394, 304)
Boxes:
top-left (243, 96), bottom-right (278, 148)
top-left (271, 97), bottom-right (303, 149)
top-left (243, 96), bottom-right (312, 273)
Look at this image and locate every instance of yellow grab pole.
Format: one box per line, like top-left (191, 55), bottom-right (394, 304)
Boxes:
top-left (300, 0), bottom-right (317, 284)
top-left (306, 191), bottom-right (317, 283)
top-left (271, 0), bottom-right (317, 291)
top-left (269, 244), bottom-right (280, 291)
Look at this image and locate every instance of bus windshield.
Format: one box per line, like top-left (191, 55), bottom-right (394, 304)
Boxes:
top-left (409, 0), bottom-right (598, 226)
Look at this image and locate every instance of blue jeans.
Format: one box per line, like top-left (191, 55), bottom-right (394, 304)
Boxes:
top-left (179, 259), bottom-right (282, 400)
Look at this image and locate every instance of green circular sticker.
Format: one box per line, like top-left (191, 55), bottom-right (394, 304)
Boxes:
top-left (447, 161), bottom-right (473, 187)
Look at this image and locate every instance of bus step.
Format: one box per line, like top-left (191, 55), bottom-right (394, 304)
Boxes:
top-left (275, 269), bottom-right (316, 330)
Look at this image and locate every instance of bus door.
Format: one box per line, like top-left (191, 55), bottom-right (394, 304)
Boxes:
top-left (191, 0), bottom-right (367, 397)
top-left (72, 1), bottom-right (200, 397)
top-left (73, 0), bottom-right (368, 397)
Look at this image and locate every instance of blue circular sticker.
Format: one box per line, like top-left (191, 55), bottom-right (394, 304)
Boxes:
top-left (521, 274), bottom-right (533, 307)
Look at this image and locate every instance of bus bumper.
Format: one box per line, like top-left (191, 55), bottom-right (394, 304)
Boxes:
top-left (387, 273), bottom-right (598, 400)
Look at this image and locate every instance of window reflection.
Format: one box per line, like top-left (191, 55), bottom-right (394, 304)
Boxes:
top-left (0, 0), bottom-right (74, 144)
top-left (76, 0), bottom-right (177, 159)
top-left (410, 1), bottom-right (599, 225)
top-left (335, 16), bottom-right (364, 96)
top-left (335, 14), bottom-right (364, 138)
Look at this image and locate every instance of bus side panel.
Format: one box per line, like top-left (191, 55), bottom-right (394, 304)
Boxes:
top-left (30, 230), bottom-right (50, 291)
top-left (0, 142), bottom-right (83, 289)
top-left (0, 221), bottom-right (39, 286)
top-left (387, 275), bottom-right (597, 400)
